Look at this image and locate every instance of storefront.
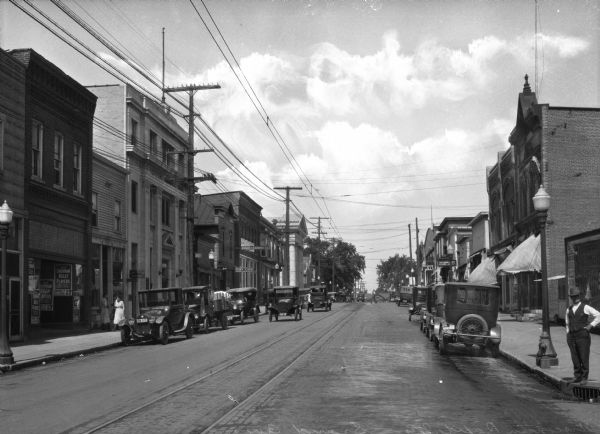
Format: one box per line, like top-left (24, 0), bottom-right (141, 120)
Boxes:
top-left (28, 258), bottom-right (84, 325)
top-left (566, 229), bottom-right (600, 310)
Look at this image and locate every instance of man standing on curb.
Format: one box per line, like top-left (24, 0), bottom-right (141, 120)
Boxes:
top-left (566, 287), bottom-right (600, 384)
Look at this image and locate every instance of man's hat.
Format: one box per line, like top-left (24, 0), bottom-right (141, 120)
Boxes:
top-left (568, 287), bottom-right (581, 297)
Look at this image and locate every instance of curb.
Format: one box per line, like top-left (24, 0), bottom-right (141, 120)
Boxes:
top-left (0, 342), bottom-right (123, 373)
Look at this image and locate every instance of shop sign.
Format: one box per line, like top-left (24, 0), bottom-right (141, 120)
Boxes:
top-left (55, 264), bottom-right (72, 296)
top-left (39, 279), bottom-right (54, 311)
top-left (438, 260), bottom-right (456, 267)
top-left (31, 290), bottom-right (40, 324)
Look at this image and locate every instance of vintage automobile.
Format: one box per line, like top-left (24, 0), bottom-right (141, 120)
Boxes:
top-left (227, 287), bottom-right (260, 323)
top-left (408, 286), bottom-right (428, 321)
top-left (419, 285), bottom-right (436, 338)
top-left (182, 286), bottom-right (233, 333)
top-left (268, 285), bottom-right (303, 321)
top-left (397, 286), bottom-right (412, 306)
top-left (430, 282), bottom-right (501, 357)
top-left (307, 285), bottom-right (332, 312)
top-left (120, 287), bottom-right (194, 345)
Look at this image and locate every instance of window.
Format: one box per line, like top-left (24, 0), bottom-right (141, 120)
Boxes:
top-left (114, 200), bottom-right (122, 231)
top-left (131, 119), bottom-right (138, 147)
top-left (32, 120), bottom-right (43, 178)
top-left (73, 143), bottom-right (82, 194)
top-left (150, 130), bottom-right (157, 156)
top-left (131, 180), bottom-right (138, 213)
top-left (161, 195), bottom-right (171, 227)
top-left (53, 133), bottom-right (64, 187)
top-left (91, 192), bottom-right (98, 227)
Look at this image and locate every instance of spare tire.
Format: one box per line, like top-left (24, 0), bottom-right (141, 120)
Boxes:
top-left (456, 313), bottom-right (488, 337)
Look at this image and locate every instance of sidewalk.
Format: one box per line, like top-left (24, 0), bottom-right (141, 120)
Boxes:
top-left (3, 312), bottom-right (600, 399)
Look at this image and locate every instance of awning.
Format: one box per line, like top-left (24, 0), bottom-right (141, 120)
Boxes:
top-left (467, 256), bottom-right (498, 285)
top-left (496, 234), bottom-right (541, 275)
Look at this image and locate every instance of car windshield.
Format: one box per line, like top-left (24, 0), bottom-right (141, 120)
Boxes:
top-left (311, 288), bottom-right (325, 294)
top-left (139, 289), bottom-right (179, 307)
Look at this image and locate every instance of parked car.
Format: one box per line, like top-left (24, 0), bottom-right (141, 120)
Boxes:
top-left (418, 285), bottom-right (435, 338)
top-left (397, 287), bottom-right (412, 306)
top-left (227, 287), bottom-right (260, 323)
top-left (408, 286), bottom-right (428, 321)
top-left (307, 285), bottom-right (331, 312)
top-left (182, 286), bottom-right (233, 333)
top-left (120, 287), bottom-right (194, 345)
top-left (268, 286), bottom-right (303, 321)
top-left (430, 282), bottom-right (501, 357)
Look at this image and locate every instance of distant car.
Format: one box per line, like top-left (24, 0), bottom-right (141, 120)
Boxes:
top-left (408, 286), bottom-right (428, 321)
top-left (120, 287), bottom-right (193, 345)
top-left (183, 286), bottom-right (233, 333)
top-left (430, 282), bottom-right (501, 357)
top-left (268, 286), bottom-right (303, 321)
top-left (227, 287), bottom-right (260, 324)
top-left (307, 285), bottom-right (331, 312)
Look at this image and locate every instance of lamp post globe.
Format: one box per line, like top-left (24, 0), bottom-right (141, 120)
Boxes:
top-left (533, 185), bottom-right (558, 367)
top-left (0, 200), bottom-right (14, 367)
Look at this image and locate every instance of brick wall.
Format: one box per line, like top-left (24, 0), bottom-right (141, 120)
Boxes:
top-left (543, 106), bottom-right (600, 318)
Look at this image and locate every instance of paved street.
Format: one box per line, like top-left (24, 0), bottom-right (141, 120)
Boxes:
top-left (3, 302), bottom-right (600, 433)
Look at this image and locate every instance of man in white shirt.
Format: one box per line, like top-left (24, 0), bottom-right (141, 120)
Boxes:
top-left (565, 287), bottom-right (600, 384)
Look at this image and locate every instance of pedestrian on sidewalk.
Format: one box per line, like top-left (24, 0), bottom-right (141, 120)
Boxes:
top-left (113, 294), bottom-right (125, 330)
top-left (100, 296), bottom-right (111, 330)
top-left (565, 287), bottom-right (600, 384)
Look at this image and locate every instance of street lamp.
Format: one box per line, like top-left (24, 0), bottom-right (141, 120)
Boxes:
top-left (533, 184), bottom-right (558, 368)
top-left (0, 200), bottom-right (14, 367)
top-left (208, 250), bottom-right (215, 289)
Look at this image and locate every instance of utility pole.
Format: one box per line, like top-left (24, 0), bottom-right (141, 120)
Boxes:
top-left (415, 218), bottom-right (421, 285)
top-left (310, 216), bottom-right (329, 285)
top-left (408, 223), bottom-right (413, 285)
top-left (274, 186), bottom-right (302, 285)
top-left (164, 83), bottom-right (220, 287)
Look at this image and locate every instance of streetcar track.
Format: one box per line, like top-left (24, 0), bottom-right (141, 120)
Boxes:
top-left (76, 305), bottom-right (356, 434)
top-left (200, 304), bottom-right (360, 433)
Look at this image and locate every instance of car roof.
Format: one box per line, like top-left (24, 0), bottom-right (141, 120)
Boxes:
top-left (227, 287), bottom-right (257, 294)
top-left (138, 287), bottom-right (181, 293)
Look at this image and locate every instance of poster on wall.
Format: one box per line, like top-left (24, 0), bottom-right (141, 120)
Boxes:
top-left (55, 264), bottom-right (72, 296)
top-left (31, 290), bottom-right (40, 324)
top-left (39, 279), bottom-right (54, 311)
top-left (28, 258), bottom-right (38, 292)
top-left (72, 295), bottom-right (80, 323)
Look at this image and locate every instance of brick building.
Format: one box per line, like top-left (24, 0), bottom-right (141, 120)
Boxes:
top-left (9, 49), bottom-right (97, 334)
top-left (487, 75), bottom-right (600, 320)
top-left (0, 47), bottom-right (25, 340)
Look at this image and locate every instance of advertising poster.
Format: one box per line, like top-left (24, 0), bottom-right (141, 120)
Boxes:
top-left (39, 279), bottom-right (54, 311)
top-left (31, 290), bottom-right (40, 324)
top-left (28, 258), bottom-right (38, 293)
top-left (55, 264), bottom-right (72, 297)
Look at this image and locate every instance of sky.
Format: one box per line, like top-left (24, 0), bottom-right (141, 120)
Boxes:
top-left (1, 0), bottom-right (599, 291)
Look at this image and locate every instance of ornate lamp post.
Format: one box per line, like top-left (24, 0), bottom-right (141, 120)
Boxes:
top-left (533, 185), bottom-right (558, 368)
top-left (0, 200), bottom-right (14, 367)
top-left (208, 250), bottom-right (215, 289)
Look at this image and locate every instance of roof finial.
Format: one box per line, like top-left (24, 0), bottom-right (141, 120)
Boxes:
top-left (523, 74), bottom-right (531, 94)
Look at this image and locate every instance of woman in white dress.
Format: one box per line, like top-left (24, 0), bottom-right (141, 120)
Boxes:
top-left (113, 295), bottom-right (125, 330)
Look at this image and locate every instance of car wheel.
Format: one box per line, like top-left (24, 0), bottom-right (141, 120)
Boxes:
top-left (456, 314), bottom-right (488, 337)
top-left (240, 311), bottom-right (245, 324)
top-left (438, 334), bottom-right (447, 355)
top-left (120, 328), bottom-right (130, 346)
top-left (159, 322), bottom-right (169, 345)
top-left (221, 313), bottom-right (228, 330)
top-left (185, 320), bottom-right (193, 339)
